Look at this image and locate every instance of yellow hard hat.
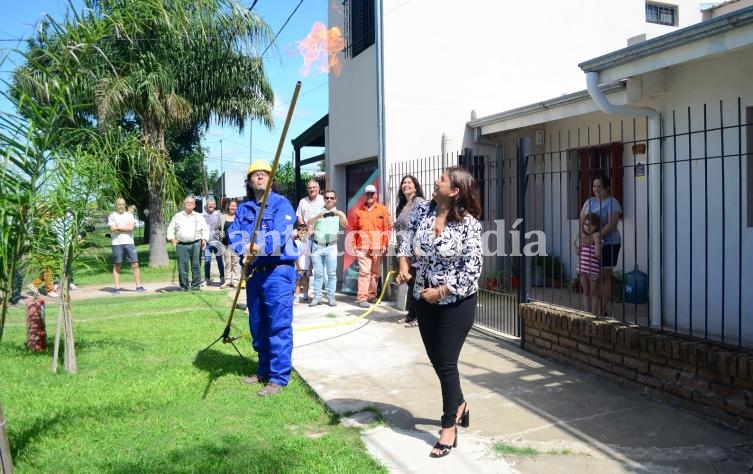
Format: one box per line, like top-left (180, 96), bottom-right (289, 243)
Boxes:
top-left (247, 160), bottom-right (272, 175)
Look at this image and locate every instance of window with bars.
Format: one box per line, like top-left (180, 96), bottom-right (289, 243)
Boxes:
top-left (344, 0), bottom-right (375, 58)
top-left (646, 2), bottom-right (678, 26)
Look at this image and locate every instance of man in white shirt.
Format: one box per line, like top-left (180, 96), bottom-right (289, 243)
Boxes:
top-left (108, 198), bottom-right (146, 295)
top-left (166, 196), bottom-right (209, 291)
top-left (296, 179), bottom-right (324, 227)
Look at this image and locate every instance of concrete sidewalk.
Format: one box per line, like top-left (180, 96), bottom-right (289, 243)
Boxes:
top-left (291, 296), bottom-right (753, 474)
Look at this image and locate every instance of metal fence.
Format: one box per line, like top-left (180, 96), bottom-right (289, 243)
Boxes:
top-left (391, 98), bottom-right (753, 348)
top-left (388, 152), bottom-right (522, 338)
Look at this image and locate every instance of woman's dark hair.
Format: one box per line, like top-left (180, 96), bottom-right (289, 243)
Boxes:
top-left (445, 166), bottom-right (482, 222)
top-left (395, 175), bottom-right (424, 216)
top-left (594, 174), bottom-right (611, 190)
top-left (225, 199), bottom-right (239, 212)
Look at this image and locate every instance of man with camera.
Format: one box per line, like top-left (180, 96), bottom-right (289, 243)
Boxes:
top-left (307, 190), bottom-right (348, 306)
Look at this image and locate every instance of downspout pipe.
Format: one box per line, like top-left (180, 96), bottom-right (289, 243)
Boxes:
top-left (375, 0), bottom-right (386, 199)
top-left (586, 72), bottom-right (661, 328)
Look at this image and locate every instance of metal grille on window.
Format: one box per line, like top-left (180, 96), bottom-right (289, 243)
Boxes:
top-left (645, 2), bottom-right (677, 26)
top-left (344, 0), bottom-right (375, 59)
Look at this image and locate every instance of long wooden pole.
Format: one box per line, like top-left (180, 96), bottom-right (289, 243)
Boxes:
top-left (222, 81), bottom-right (302, 343)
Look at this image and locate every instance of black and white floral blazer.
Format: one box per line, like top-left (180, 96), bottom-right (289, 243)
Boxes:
top-left (397, 200), bottom-right (482, 304)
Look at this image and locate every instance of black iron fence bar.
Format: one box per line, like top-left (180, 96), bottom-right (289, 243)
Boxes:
top-left (687, 106), bottom-right (694, 337)
top-left (738, 99), bottom-right (744, 347)
top-left (518, 137), bottom-right (530, 348)
top-left (671, 109), bottom-right (679, 335)
top-left (720, 100), bottom-right (726, 344)
top-left (703, 103), bottom-right (709, 341)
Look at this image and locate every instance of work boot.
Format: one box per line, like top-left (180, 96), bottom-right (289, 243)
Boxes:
top-left (258, 383), bottom-right (283, 397)
top-left (241, 375), bottom-right (268, 385)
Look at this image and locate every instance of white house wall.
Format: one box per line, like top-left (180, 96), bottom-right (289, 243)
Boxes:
top-left (328, 0), bottom-right (701, 173)
top-left (381, 0), bottom-right (700, 163)
top-left (328, 27), bottom-right (378, 165)
top-left (645, 47), bottom-right (753, 341)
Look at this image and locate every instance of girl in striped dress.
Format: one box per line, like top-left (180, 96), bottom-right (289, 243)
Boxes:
top-left (573, 213), bottom-right (602, 316)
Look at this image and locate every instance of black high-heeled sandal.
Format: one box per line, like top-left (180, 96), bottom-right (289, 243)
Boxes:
top-left (429, 426), bottom-right (458, 458)
top-left (437, 401), bottom-right (471, 434)
top-left (456, 401), bottom-right (470, 428)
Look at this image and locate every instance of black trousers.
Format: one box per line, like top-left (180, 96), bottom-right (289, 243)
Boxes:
top-left (405, 266), bottom-right (417, 321)
top-left (416, 293), bottom-right (477, 428)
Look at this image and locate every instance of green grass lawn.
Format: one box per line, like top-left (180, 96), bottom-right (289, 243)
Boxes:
top-left (1, 290), bottom-right (385, 473)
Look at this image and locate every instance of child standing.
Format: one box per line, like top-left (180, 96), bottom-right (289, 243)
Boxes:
top-left (573, 213), bottom-right (602, 316)
top-left (295, 223), bottom-right (312, 304)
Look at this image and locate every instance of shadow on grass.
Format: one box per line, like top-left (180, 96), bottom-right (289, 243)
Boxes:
top-left (193, 347), bottom-right (255, 399)
top-left (72, 331), bottom-right (148, 352)
top-left (9, 413), bottom-right (67, 460)
top-left (153, 286), bottom-right (183, 293)
top-left (100, 434), bottom-right (335, 474)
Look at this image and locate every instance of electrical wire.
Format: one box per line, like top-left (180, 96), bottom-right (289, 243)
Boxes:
top-left (260, 0), bottom-right (304, 58)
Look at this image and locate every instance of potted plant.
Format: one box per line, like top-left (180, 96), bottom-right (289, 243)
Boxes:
top-left (484, 270), bottom-right (505, 291)
top-left (532, 255), bottom-right (563, 287)
top-left (566, 277), bottom-right (582, 293)
top-left (510, 257), bottom-right (520, 289)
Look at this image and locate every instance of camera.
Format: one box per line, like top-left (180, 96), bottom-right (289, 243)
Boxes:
top-left (323, 212), bottom-right (335, 218)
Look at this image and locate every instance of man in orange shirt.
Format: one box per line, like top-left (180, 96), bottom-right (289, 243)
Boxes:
top-left (349, 184), bottom-right (392, 308)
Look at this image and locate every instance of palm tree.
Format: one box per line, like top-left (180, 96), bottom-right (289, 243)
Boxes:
top-left (16, 0), bottom-right (275, 267)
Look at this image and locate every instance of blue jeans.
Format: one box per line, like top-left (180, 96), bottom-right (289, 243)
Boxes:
top-left (311, 243), bottom-right (337, 300)
top-left (204, 242), bottom-right (225, 281)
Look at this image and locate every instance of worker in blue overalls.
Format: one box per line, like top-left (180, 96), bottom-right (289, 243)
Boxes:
top-left (229, 160), bottom-right (298, 397)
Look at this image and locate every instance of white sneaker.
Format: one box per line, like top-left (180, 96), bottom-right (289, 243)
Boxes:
top-left (47, 291), bottom-right (60, 298)
top-left (69, 283), bottom-right (79, 290)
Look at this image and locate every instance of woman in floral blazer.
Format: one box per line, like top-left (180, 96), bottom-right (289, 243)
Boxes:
top-left (397, 166), bottom-right (483, 458)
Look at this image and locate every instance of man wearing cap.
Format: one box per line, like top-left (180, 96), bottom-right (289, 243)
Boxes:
top-left (167, 196), bottom-right (209, 291)
top-left (228, 160), bottom-right (298, 397)
top-left (348, 184), bottom-right (392, 308)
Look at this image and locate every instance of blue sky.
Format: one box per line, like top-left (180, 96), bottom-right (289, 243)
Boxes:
top-left (0, 0), bottom-right (329, 176)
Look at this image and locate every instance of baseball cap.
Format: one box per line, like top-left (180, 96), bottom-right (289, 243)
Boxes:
top-left (247, 160), bottom-right (272, 175)
top-left (364, 184), bottom-right (377, 194)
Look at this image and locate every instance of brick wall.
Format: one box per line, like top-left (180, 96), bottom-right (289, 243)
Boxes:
top-left (521, 302), bottom-right (753, 429)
